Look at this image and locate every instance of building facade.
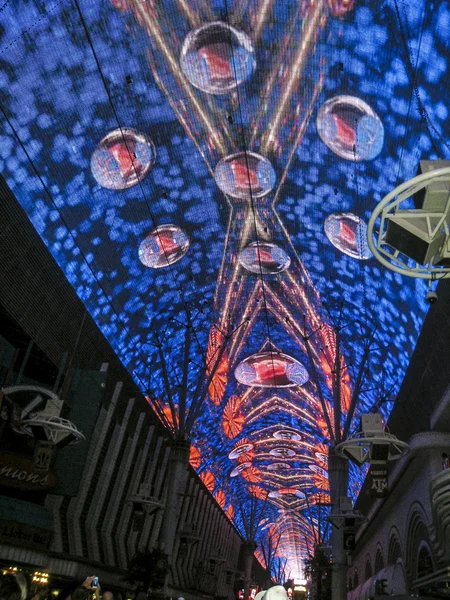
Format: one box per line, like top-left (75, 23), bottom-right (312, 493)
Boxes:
top-left (0, 180), bottom-right (258, 600)
top-left (347, 281), bottom-right (450, 599)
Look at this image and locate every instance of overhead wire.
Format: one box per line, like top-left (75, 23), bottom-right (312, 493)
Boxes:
top-left (1, 0), bottom-right (224, 432)
top-left (219, 0), bottom-right (344, 555)
top-left (71, 0), bottom-right (230, 418)
top-left (72, 0), bottom-right (192, 306)
top-left (221, 0), bottom-right (281, 383)
top-left (393, 0), bottom-right (449, 159)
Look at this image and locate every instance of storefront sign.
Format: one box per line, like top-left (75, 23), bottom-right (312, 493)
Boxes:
top-left (0, 452), bottom-right (56, 490)
top-left (0, 520), bottom-right (52, 551)
top-left (369, 465), bottom-right (388, 498)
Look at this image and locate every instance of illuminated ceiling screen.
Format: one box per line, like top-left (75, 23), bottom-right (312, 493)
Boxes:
top-left (0, 0), bottom-right (443, 579)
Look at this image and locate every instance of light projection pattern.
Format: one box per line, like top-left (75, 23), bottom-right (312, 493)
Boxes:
top-left (316, 95), bottom-right (384, 161)
top-left (239, 242), bottom-right (291, 275)
top-left (91, 128), bottom-right (156, 190)
top-left (214, 152), bottom-right (276, 199)
top-left (0, 0), bottom-right (443, 580)
top-left (324, 213), bottom-right (371, 260)
top-left (180, 22), bottom-right (255, 95)
top-left (138, 225), bottom-right (190, 268)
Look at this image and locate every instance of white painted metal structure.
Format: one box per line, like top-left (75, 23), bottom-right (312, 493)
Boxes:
top-left (335, 430), bottom-right (410, 466)
top-left (368, 166), bottom-right (450, 279)
top-left (2, 384), bottom-right (84, 445)
top-left (335, 414), bottom-right (409, 466)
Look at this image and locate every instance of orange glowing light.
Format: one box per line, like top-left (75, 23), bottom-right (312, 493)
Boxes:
top-left (223, 395), bottom-right (245, 439)
top-left (308, 491), bottom-right (331, 504)
top-left (316, 417), bottom-right (329, 437)
top-left (341, 368), bottom-right (352, 411)
top-left (320, 353), bottom-right (333, 390)
top-left (207, 327), bottom-right (229, 406)
top-left (255, 548), bottom-right (267, 569)
top-left (148, 399), bottom-right (179, 430)
top-left (163, 404), bottom-right (178, 429)
top-left (237, 450), bottom-right (255, 463)
top-left (313, 473), bottom-right (330, 491)
top-left (319, 323), bottom-right (352, 414)
top-left (231, 437), bottom-right (251, 450)
top-left (226, 504), bottom-right (235, 522)
top-left (214, 489), bottom-right (226, 509)
top-left (248, 485), bottom-right (269, 500)
top-left (200, 470), bottom-right (215, 492)
top-left (241, 466), bottom-right (262, 483)
top-left (189, 445), bottom-right (201, 470)
top-left (278, 487), bottom-right (299, 495)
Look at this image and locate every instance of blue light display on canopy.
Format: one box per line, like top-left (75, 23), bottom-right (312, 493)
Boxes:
top-left (1, 0), bottom-right (449, 580)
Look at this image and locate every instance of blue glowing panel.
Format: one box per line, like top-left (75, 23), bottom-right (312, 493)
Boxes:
top-left (1, 0), bottom-right (447, 579)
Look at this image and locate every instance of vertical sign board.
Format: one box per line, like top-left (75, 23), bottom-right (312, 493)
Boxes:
top-left (343, 518), bottom-right (356, 552)
top-left (369, 465), bottom-right (388, 498)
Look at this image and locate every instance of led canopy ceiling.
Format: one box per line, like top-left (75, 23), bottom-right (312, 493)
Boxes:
top-left (0, 0), bottom-right (443, 581)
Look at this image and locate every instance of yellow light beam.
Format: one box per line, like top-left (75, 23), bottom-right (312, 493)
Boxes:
top-left (174, 0), bottom-right (202, 27)
top-left (253, 0), bottom-right (276, 42)
top-left (262, 0), bottom-right (325, 154)
top-left (271, 75), bottom-right (325, 207)
top-left (128, 0), bottom-right (228, 155)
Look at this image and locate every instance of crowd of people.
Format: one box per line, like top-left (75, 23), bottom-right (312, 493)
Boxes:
top-left (0, 573), bottom-right (118, 600)
top-left (0, 571), bottom-right (292, 600)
